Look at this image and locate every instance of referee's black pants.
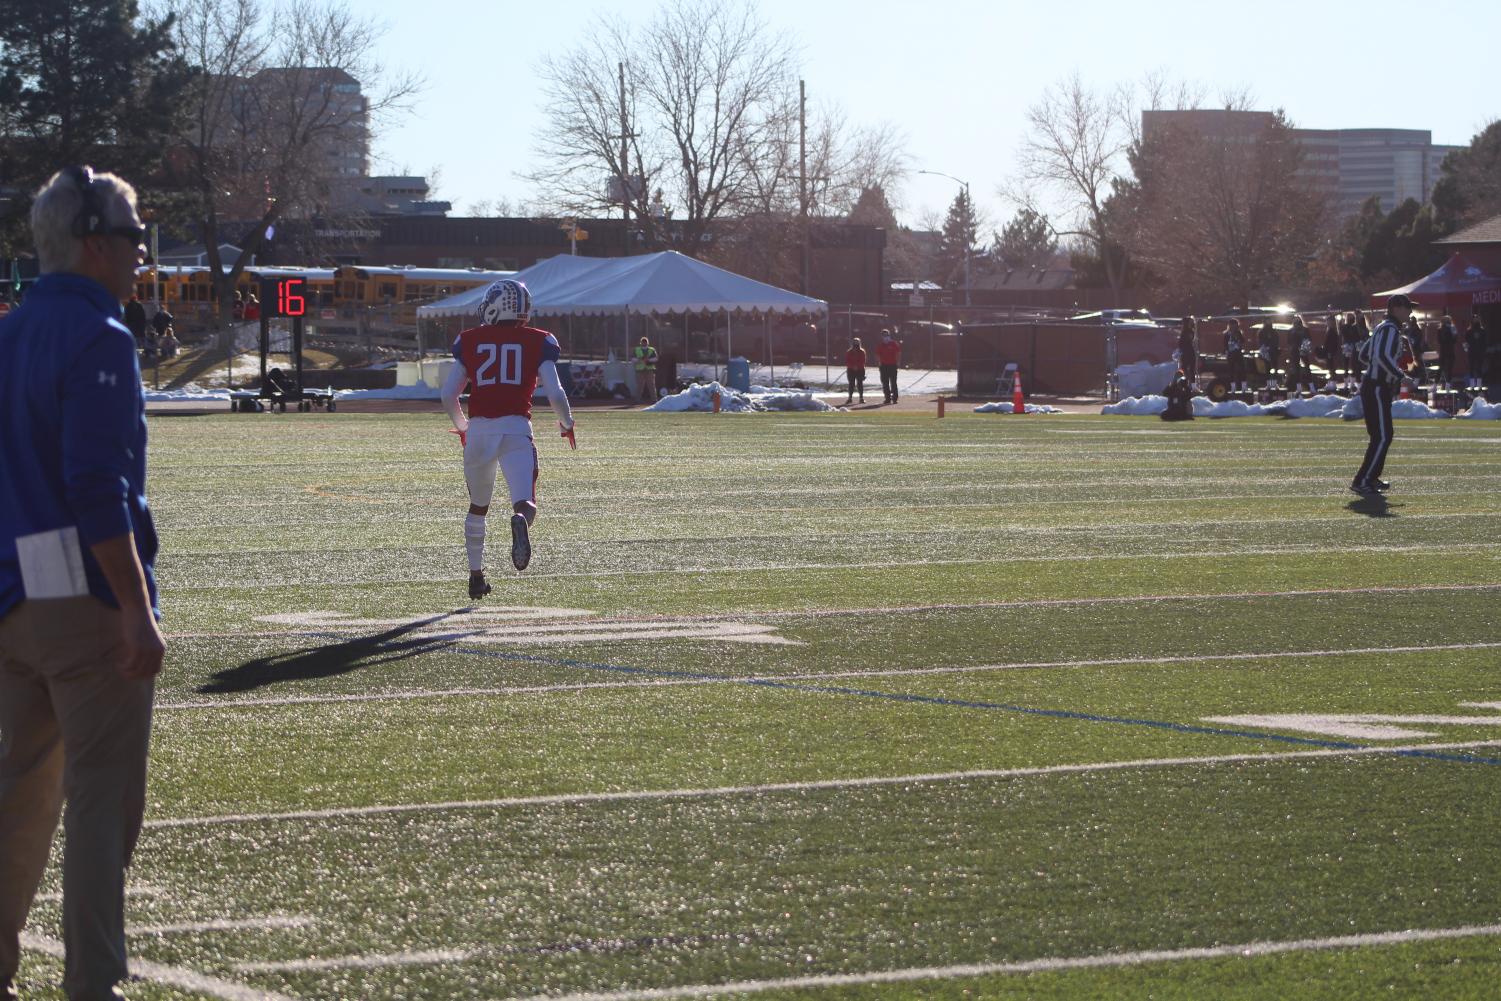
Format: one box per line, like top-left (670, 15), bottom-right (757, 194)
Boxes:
top-left (1354, 378), bottom-right (1394, 487)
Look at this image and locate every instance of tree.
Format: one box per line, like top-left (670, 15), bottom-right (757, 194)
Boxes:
top-left (934, 186), bottom-right (979, 293)
top-left (848, 186), bottom-right (898, 229)
top-left (530, 0), bottom-right (906, 266)
top-left (1008, 73), bottom-right (1133, 300)
top-left (0, 0), bottom-right (191, 254)
top-left (1122, 111), bottom-right (1326, 304)
top-left (1432, 119), bottom-right (1501, 232)
top-left (163, 0), bottom-right (420, 327)
top-left (993, 208), bottom-right (1057, 269)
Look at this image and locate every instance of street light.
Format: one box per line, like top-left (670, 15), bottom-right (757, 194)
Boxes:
top-left (917, 169), bottom-right (971, 307)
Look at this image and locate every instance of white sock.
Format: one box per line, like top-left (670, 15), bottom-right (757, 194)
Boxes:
top-left (465, 513), bottom-right (486, 572)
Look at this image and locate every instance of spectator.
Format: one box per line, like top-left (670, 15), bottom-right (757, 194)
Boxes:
top-left (1161, 368), bottom-right (1194, 421)
top-left (0, 166), bottom-right (165, 1001)
top-left (150, 303), bottom-right (172, 340)
top-left (843, 337), bottom-right (866, 405)
top-left (232, 289), bottom-right (244, 322)
top-left (1464, 316), bottom-right (1487, 390)
top-left (1258, 319), bottom-right (1280, 388)
top-left (242, 292), bottom-right (260, 322)
top-left (1403, 314), bottom-right (1426, 384)
top-left (1224, 319), bottom-right (1248, 393)
top-left (1176, 316), bottom-right (1198, 382)
top-left (1289, 315), bottom-right (1313, 395)
top-left (1436, 314), bottom-right (1458, 389)
top-left (1322, 314), bottom-right (1342, 390)
top-left (1340, 312), bottom-right (1363, 389)
top-left (123, 293), bottom-right (147, 348)
top-left (633, 336), bottom-right (658, 402)
top-left (159, 325), bottom-right (180, 359)
top-left (1487, 317), bottom-right (1501, 398)
top-left (875, 329), bottom-right (901, 404)
top-left (141, 329), bottom-right (159, 368)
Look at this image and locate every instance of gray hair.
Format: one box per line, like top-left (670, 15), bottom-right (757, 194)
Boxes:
top-left (30, 168), bottom-right (139, 274)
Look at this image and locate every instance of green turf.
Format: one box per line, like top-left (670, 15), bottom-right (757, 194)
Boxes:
top-left (15, 409), bottom-right (1501, 999)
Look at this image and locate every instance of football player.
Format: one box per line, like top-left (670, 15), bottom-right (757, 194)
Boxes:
top-left (441, 279), bottom-right (575, 598)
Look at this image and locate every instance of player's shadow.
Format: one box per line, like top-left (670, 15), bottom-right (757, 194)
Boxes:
top-left (1346, 495), bottom-right (1399, 518)
top-left (197, 612), bottom-right (470, 695)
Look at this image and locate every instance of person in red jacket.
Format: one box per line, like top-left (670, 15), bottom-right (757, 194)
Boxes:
top-left (875, 329), bottom-right (902, 403)
top-left (843, 337), bottom-right (866, 404)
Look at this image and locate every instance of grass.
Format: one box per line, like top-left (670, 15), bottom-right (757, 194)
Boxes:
top-left (14, 408), bottom-right (1501, 999)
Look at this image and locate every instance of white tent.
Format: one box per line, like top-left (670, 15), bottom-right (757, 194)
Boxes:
top-left (416, 251), bottom-right (826, 319)
top-left (416, 254), bottom-right (612, 319)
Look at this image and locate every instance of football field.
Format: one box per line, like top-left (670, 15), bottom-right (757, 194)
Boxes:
top-left (16, 407), bottom-right (1501, 1000)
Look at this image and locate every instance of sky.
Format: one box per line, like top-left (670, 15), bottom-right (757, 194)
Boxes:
top-left (360, 0), bottom-right (1499, 236)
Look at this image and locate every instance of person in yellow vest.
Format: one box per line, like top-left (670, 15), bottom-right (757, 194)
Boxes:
top-left (634, 336), bottom-right (658, 402)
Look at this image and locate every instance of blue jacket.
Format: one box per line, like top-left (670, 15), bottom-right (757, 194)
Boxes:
top-left (0, 272), bottom-right (158, 619)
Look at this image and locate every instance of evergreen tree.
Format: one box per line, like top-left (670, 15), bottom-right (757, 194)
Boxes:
top-left (1431, 119), bottom-right (1501, 232)
top-left (0, 0), bottom-right (190, 255)
top-left (848, 185), bottom-right (898, 229)
top-left (934, 186), bottom-right (979, 291)
top-left (993, 208), bottom-right (1058, 269)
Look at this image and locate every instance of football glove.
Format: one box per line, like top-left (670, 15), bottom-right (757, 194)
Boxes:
top-left (448, 427), bottom-right (467, 447)
top-left (560, 421), bottom-right (576, 450)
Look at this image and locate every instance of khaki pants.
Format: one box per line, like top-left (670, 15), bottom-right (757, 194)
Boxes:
top-left (637, 370), bottom-right (657, 402)
top-left (0, 597), bottom-right (155, 1000)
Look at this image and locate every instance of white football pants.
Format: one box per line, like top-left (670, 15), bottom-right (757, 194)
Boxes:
top-left (464, 418), bottom-right (538, 509)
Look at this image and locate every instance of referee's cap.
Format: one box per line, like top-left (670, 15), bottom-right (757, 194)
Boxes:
top-left (1387, 293), bottom-right (1417, 310)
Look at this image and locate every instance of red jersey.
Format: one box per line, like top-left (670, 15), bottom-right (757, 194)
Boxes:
top-left (876, 340), bottom-right (901, 365)
top-left (845, 347), bottom-right (866, 371)
top-left (453, 323), bottom-right (561, 419)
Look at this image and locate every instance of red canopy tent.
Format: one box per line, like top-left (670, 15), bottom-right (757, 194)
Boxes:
top-left (1372, 252), bottom-right (1501, 321)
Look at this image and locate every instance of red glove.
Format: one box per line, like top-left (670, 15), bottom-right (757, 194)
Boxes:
top-left (448, 427), bottom-right (467, 447)
top-left (560, 422), bottom-right (576, 450)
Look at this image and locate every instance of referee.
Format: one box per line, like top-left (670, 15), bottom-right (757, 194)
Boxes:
top-left (1351, 293), bottom-right (1415, 496)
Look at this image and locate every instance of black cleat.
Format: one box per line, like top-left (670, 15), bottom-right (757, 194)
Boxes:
top-left (468, 573), bottom-right (491, 600)
top-left (510, 513), bottom-right (531, 571)
top-left (1371, 478), bottom-right (1391, 492)
top-left (1349, 481), bottom-right (1381, 497)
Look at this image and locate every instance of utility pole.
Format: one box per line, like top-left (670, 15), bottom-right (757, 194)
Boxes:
top-left (799, 79), bottom-right (809, 296)
top-left (616, 61), bottom-right (636, 256)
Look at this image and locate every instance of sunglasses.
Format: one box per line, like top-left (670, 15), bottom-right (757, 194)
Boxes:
top-left (97, 224), bottom-right (146, 245)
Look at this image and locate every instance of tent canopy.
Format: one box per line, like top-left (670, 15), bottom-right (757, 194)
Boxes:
top-left (417, 251), bottom-right (826, 319)
top-left (1373, 252), bottom-right (1501, 309)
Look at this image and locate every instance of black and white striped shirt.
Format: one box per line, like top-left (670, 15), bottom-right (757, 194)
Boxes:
top-left (1360, 318), bottom-right (1406, 385)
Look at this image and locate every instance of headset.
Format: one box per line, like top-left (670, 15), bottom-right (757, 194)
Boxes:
top-left (61, 165), bottom-right (144, 246)
top-left (63, 165), bottom-right (109, 237)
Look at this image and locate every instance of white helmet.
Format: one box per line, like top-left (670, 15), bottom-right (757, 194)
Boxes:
top-left (479, 279), bottom-right (531, 325)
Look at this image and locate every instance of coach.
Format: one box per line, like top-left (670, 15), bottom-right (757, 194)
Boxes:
top-left (1351, 293), bottom-right (1414, 496)
top-left (0, 167), bottom-right (164, 1001)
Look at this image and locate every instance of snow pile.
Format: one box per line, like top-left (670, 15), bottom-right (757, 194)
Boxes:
top-left (1116, 360), bottom-right (1178, 398)
top-left (336, 381), bottom-right (441, 401)
top-left (645, 381), bottom-right (840, 413)
top-left (142, 383), bottom-right (232, 402)
top-left (973, 402), bottom-right (1065, 414)
top-left (1103, 392), bottom-right (1452, 420)
top-left (1340, 396), bottom-right (1451, 420)
top-left (1101, 395), bottom-right (1168, 415)
top-left (1457, 398), bottom-right (1501, 420)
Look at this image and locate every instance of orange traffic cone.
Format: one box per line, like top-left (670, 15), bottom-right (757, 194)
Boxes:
top-left (1012, 372), bottom-right (1025, 414)
top-left (1398, 381), bottom-right (1410, 401)
top-left (937, 395), bottom-right (945, 418)
top-left (712, 388), bottom-right (722, 413)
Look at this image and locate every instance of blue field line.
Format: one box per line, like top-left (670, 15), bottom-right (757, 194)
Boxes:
top-left (440, 642), bottom-right (1501, 768)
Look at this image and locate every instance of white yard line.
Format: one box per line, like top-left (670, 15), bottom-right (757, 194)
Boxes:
top-left (160, 581), bottom-right (1501, 641)
top-left (153, 542), bottom-right (1501, 592)
top-left (235, 948), bottom-right (473, 974)
top-left (141, 740), bottom-right (1501, 830)
top-left (129, 915), bottom-right (314, 936)
top-left (517, 923), bottom-right (1501, 1001)
top-left (35, 884), bottom-right (164, 903)
top-left (153, 640), bottom-right (1501, 711)
top-left (20, 930), bottom-right (297, 1001)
